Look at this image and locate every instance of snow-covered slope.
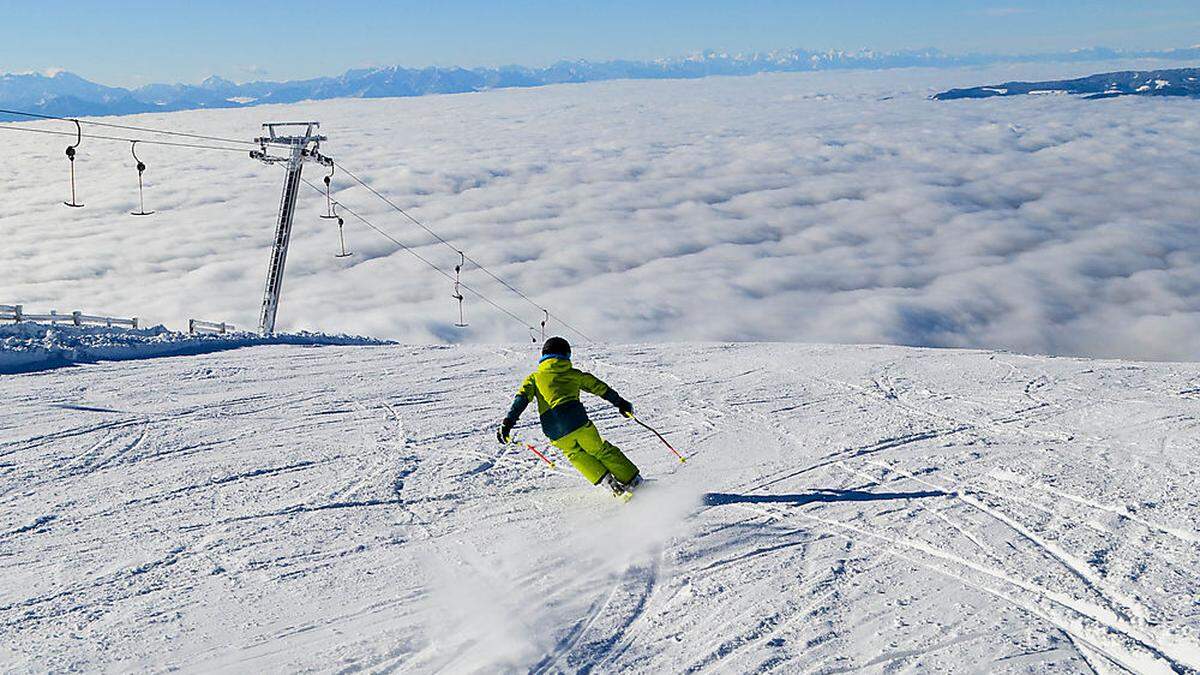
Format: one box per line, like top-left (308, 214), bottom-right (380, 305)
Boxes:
top-left (934, 67), bottom-right (1200, 101)
top-left (2, 342), bottom-right (1198, 672)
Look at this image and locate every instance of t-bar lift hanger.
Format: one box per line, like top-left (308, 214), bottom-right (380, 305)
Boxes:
top-left (129, 141), bottom-right (154, 216)
top-left (63, 119), bottom-right (83, 208)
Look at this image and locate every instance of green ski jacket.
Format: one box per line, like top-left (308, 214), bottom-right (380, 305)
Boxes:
top-left (504, 356), bottom-right (624, 440)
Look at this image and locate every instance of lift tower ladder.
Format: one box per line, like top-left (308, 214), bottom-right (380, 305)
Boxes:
top-left (250, 122), bottom-right (331, 335)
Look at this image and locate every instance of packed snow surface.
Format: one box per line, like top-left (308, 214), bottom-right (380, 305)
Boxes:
top-left (2, 342), bottom-right (1198, 672)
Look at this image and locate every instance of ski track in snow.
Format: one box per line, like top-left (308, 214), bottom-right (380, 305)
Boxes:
top-left (1, 342), bottom-right (1199, 673)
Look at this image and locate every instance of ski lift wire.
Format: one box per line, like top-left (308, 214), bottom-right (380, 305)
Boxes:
top-left (296, 174), bottom-right (542, 336)
top-left (0, 122), bottom-right (251, 152)
top-left (333, 160), bottom-right (595, 343)
top-left (0, 107), bottom-right (256, 146)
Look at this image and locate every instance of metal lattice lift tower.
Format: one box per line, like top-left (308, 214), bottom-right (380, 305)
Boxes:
top-left (250, 122), bottom-right (332, 335)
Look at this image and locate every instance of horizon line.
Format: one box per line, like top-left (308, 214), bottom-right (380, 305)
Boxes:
top-left (6, 42), bottom-right (1200, 89)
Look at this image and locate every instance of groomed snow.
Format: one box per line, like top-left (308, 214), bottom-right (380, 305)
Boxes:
top-left (1, 342), bottom-right (1198, 672)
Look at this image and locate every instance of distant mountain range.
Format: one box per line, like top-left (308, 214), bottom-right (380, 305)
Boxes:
top-left (3, 46), bottom-right (1200, 119)
top-left (933, 67), bottom-right (1200, 100)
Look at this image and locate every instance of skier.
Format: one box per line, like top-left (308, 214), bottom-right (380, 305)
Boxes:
top-left (498, 336), bottom-right (642, 497)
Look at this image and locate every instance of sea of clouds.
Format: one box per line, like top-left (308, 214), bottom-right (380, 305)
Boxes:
top-left (2, 60), bottom-right (1198, 361)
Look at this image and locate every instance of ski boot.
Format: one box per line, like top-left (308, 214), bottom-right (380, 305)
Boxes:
top-left (603, 473), bottom-right (640, 503)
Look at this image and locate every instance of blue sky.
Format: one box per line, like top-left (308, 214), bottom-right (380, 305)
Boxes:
top-left (0, 1), bottom-right (1197, 86)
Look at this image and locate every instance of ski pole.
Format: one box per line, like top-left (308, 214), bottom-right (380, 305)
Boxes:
top-left (510, 437), bottom-right (556, 469)
top-left (525, 443), bottom-right (557, 469)
top-left (627, 413), bottom-right (687, 463)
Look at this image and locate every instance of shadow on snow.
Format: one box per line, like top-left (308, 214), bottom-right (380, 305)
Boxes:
top-left (702, 489), bottom-right (948, 507)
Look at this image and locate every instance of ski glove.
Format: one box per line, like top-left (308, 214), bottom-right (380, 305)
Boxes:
top-left (601, 388), bottom-right (634, 418)
top-left (498, 420), bottom-right (514, 444)
top-left (617, 398), bottom-right (634, 418)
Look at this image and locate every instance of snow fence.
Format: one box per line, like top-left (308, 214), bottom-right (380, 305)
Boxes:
top-left (0, 322), bottom-right (393, 374)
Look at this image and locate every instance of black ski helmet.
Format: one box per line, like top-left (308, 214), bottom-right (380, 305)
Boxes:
top-left (542, 336), bottom-right (571, 359)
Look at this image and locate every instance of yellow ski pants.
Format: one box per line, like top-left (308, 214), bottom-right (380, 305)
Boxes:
top-left (551, 423), bottom-right (639, 485)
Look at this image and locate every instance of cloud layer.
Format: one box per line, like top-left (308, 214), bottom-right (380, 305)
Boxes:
top-left (2, 60), bottom-right (1198, 361)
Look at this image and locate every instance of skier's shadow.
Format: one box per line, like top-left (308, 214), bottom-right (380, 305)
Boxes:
top-left (702, 488), bottom-right (948, 507)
